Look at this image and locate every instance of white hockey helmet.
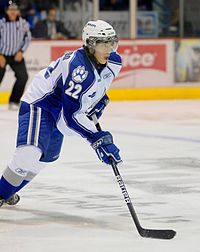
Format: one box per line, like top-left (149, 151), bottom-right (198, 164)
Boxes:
top-left (82, 20), bottom-right (118, 51)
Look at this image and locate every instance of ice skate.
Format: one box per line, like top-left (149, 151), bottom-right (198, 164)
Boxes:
top-left (6, 193), bottom-right (20, 205)
top-left (0, 194), bottom-right (20, 207)
top-left (0, 197), bottom-right (5, 207)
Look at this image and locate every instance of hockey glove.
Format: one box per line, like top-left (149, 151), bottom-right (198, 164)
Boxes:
top-left (89, 131), bottom-right (122, 165)
top-left (87, 94), bottom-right (109, 120)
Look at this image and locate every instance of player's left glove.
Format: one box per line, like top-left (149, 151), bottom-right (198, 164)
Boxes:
top-left (88, 131), bottom-right (122, 165)
top-left (87, 94), bottom-right (109, 120)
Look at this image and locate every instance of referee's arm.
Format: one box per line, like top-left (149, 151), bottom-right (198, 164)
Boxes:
top-left (0, 19), bottom-right (3, 55)
top-left (0, 20), bottom-right (6, 68)
top-left (20, 20), bottom-right (32, 53)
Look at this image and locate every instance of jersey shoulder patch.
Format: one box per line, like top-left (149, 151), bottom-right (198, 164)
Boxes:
top-left (108, 52), bottom-right (122, 65)
top-left (62, 51), bottom-right (74, 61)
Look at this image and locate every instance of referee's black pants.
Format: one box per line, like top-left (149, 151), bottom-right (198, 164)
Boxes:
top-left (0, 56), bottom-right (28, 104)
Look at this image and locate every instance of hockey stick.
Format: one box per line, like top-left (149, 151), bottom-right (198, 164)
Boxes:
top-left (92, 114), bottom-right (176, 240)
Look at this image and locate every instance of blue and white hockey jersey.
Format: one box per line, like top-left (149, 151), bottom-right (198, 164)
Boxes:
top-left (22, 48), bottom-right (122, 140)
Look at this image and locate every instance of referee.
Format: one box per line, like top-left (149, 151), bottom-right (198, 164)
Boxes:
top-left (0, 1), bottom-right (31, 110)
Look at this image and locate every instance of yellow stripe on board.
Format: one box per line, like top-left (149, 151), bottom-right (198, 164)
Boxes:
top-left (0, 92), bottom-right (9, 104)
top-left (1, 86), bottom-right (200, 104)
top-left (108, 86), bottom-right (200, 100)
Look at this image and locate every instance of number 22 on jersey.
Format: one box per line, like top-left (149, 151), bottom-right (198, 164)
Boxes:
top-left (65, 80), bottom-right (82, 99)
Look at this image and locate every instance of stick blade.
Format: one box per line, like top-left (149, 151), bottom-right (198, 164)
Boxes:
top-left (139, 228), bottom-right (176, 240)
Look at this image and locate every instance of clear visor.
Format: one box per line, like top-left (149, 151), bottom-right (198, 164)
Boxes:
top-left (91, 36), bottom-right (118, 53)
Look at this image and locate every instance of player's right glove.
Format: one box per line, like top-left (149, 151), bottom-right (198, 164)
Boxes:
top-left (87, 94), bottom-right (109, 120)
top-left (88, 131), bottom-right (122, 165)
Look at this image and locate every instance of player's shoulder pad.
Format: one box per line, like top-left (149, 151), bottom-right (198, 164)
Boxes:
top-left (108, 51), bottom-right (122, 65)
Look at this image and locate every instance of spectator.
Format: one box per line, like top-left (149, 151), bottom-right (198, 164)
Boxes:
top-left (100, 0), bottom-right (129, 11)
top-left (0, 1), bottom-right (31, 110)
top-left (137, 0), bottom-right (153, 11)
top-left (18, 0), bottom-right (36, 30)
top-left (33, 6), bottom-right (71, 39)
top-left (34, 0), bottom-right (58, 12)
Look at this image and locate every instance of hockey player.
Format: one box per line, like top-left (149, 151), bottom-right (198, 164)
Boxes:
top-left (0, 20), bottom-right (122, 207)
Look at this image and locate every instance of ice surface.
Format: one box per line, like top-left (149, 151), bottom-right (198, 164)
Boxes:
top-left (0, 100), bottom-right (200, 252)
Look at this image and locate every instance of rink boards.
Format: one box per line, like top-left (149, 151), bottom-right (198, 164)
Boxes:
top-left (1, 39), bottom-right (200, 103)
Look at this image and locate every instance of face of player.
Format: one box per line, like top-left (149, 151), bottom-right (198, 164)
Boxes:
top-left (94, 40), bottom-right (118, 64)
top-left (6, 8), bottom-right (20, 21)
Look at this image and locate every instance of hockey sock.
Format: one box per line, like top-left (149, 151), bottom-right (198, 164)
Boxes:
top-left (0, 171), bottom-right (38, 200)
top-left (0, 166), bottom-right (28, 200)
top-left (0, 176), bottom-right (19, 200)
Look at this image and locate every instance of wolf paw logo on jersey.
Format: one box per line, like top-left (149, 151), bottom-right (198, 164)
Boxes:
top-left (72, 66), bottom-right (88, 83)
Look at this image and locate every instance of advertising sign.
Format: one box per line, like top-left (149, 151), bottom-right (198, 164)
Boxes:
top-left (0, 40), bottom-right (173, 93)
top-left (115, 40), bottom-right (173, 88)
top-left (175, 40), bottom-right (200, 82)
top-left (50, 40), bottom-right (173, 89)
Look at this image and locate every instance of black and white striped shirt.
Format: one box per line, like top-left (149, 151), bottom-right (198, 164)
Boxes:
top-left (0, 16), bottom-right (31, 56)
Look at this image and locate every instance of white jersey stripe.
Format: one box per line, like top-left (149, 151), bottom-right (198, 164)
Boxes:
top-left (27, 104), bottom-right (34, 145)
top-left (34, 107), bottom-right (42, 146)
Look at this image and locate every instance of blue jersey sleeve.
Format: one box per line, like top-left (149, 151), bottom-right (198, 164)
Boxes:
top-left (108, 51), bottom-right (122, 65)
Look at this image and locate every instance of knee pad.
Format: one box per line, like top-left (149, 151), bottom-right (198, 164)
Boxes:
top-left (8, 145), bottom-right (45, 176)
